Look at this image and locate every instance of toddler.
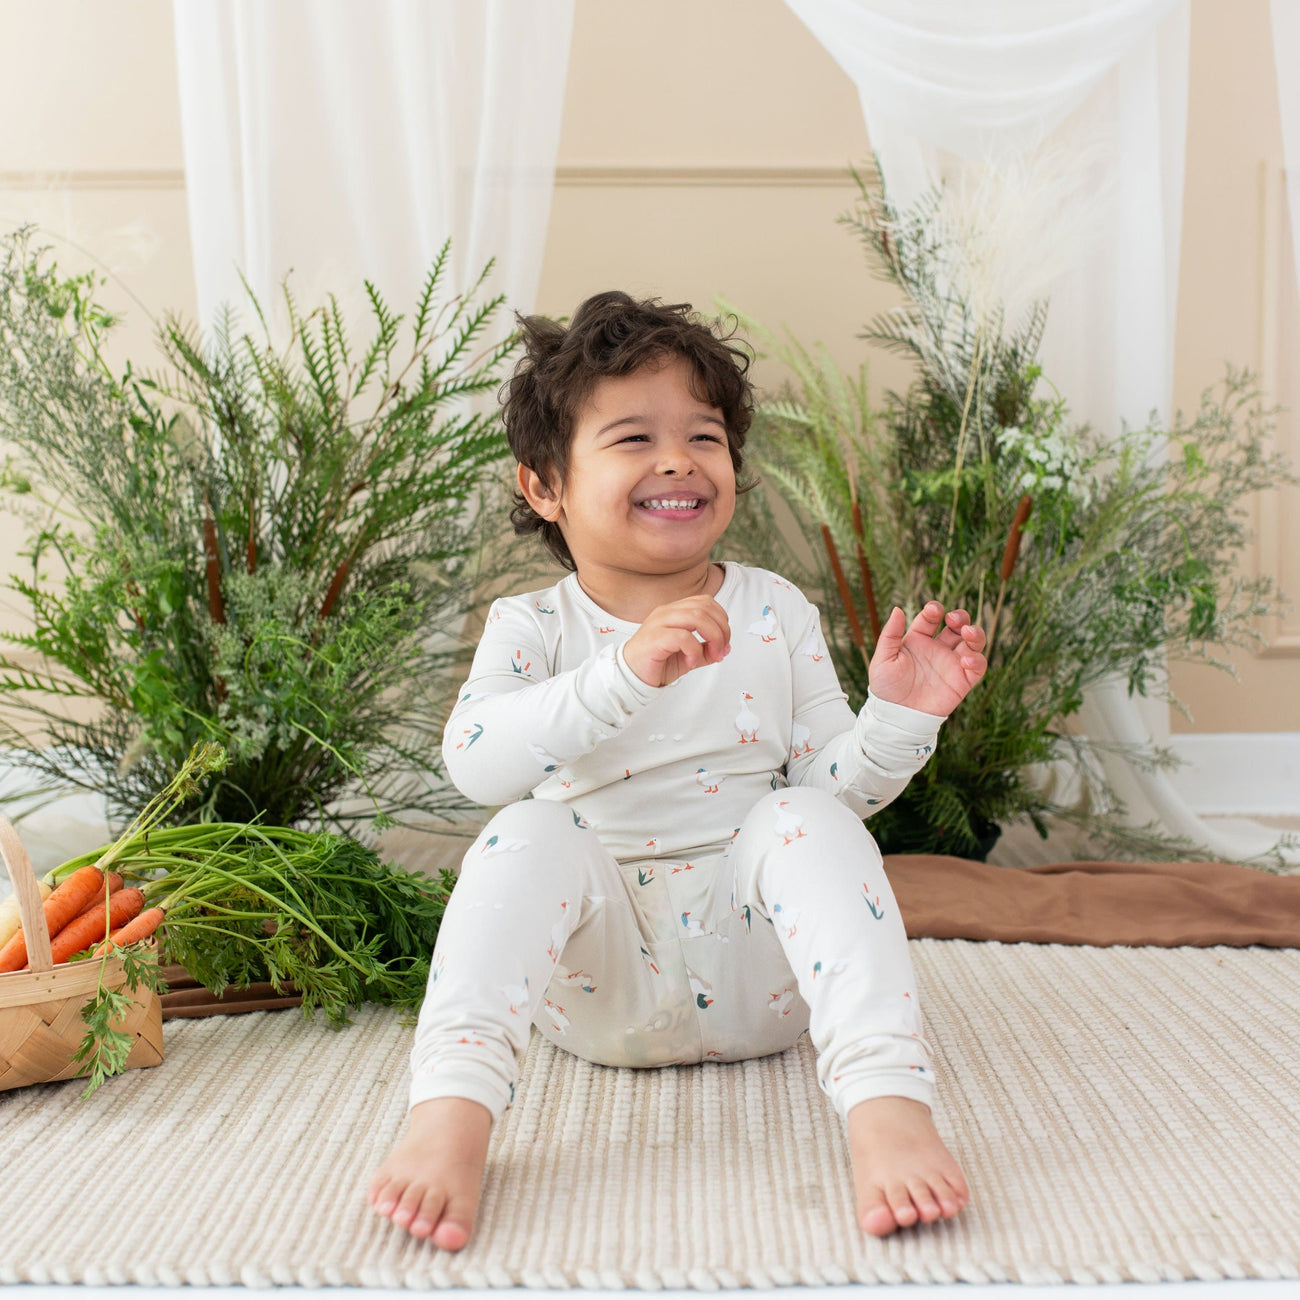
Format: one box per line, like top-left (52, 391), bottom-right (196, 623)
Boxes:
top-left (369, 291), bottom-right (986, 1251)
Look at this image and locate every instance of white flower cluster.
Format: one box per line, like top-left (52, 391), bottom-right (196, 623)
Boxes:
top-left (994, 422), bottom-right (1094, 510)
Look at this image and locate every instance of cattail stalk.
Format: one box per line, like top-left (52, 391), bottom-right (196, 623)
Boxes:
top-left (125, 580), bottom-right (146, 634)
top-left (318, 558), bottom-right (352, 625)
top-left (247, 494), bottom-right (257, 574)
top-left (202, 499), bottom-right (225, 626)
top-left (202, 496), bottom-right (228, 703)
top-left (821, 523), bottom-right (870, 675)
top-left (849, 501), bottom-right (882, 641)
top-left (985, 493), bottom-right (1032, 659)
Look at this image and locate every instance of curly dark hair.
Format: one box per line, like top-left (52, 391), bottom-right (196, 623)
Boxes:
top-left (499, 289), bottom-right (761, 572)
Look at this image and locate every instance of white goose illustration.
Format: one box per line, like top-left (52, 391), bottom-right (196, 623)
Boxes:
top-left (528, 742), bottom-right (565, 773)
top-left (502, 974), bottom-right (530, 1015)
top-left (553, 964), bottom-right (597, 992)
top-left (681, 910), bottom-right (709, 938)
top-left (789, 720), bottom-right (813, 756)
top-left (772, 901), bottom-right (801, 939)
top-left (479, 833), bottom-right (531, 857)
top-left (680, 910), bottom-right (730, 942)
top-left (796, 625), bottom-right (825, 661)
top-left (541, 996), bottom-right (570, 1033)
top-left (694, 765), bottom-right (725, 793)
top-left (748, 604), bottom-right (779, 642)
top-left (767, 987), bottom-right (797, 1017)
top-left (687, 968), bottom-right (714, 1008)
top-left (735, 691), bottom-right (759, 743)
top-left (547, 900), bottom-right (572, 962)
top-left (772, 799), bottom-right (807, 844)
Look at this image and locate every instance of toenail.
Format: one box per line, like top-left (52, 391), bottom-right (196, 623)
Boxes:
top-left (377, 1200), bottom-right (395, 1214)
top-left (412, 1218), bottom-right (432, 1233)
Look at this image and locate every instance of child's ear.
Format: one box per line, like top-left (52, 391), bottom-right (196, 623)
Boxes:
top-left (518, 462), bottom-right (561, 521)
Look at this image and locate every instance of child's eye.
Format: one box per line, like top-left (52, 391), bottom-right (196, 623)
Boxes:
top-left (620, 434), bottom-right (723, 443)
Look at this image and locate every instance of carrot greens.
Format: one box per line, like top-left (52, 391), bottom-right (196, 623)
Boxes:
top-left (50, 743), bottom-right (457, 1098)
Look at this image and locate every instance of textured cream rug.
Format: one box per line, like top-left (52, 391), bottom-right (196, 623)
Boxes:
top-left (2, 938), bottom-right (1299, 1289)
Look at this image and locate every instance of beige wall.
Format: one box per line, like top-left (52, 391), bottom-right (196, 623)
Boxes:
top-left (0, 0), bottom-right (1295, 732)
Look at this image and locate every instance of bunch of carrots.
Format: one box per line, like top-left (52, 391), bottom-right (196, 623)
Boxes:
top-left (0, 742), bottom-right (224, 975)
top-left (0, 862), bottom-right (171, 971)
top-left (0, 741), bottom-right (456, 1097)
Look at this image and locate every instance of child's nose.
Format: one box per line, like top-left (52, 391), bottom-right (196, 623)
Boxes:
top-left (657, 450), bottom-right (698, 474)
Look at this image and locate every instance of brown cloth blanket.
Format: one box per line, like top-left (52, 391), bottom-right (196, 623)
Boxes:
top-left (882, 855), bottom-right (1300, 948)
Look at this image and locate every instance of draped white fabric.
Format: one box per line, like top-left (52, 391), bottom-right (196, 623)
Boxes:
top-left (162, 0), bottom-right (575, 832)
top-left (1271, 1), bottom-right (1300, 338)
top-left (784, 0), bottom-right (1297, 865)
top-left (171, 0), bottom-right (574, 351)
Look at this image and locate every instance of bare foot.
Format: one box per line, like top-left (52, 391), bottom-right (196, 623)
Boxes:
top-left (846, 1095), bottom-right (970, 1237)
top-left (368, 1096), bottom-right (494, 1250)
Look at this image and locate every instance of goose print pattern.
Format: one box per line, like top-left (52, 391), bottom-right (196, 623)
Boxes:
top-left (414, 562), bottom-right (946, 1120)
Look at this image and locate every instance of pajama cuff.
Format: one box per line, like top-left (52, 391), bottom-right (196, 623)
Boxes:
top-left (408, 1066), bottom-right (514, 1125)
top-left (830, 1071), bottom-right (937, 1122)
top-left (614, 638), bottom-right (663, 703)
top-left (864, 689), bottom-right (946, 732)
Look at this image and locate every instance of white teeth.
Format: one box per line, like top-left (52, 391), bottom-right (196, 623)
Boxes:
top-left (640, 499), bottom-right (702, 510)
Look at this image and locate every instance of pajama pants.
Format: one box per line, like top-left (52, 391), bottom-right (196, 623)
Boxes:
top-left (407, 784), bottom-right (936, 1126)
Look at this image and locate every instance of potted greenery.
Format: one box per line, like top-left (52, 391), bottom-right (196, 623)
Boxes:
top-left (0, 224), bottom-right (545, 837)
top-left (719, 161), bottom-right (1299, 868)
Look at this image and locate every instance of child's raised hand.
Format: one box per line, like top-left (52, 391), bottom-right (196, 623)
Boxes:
top-left (868, 602), bottom-right (987, 718)
top-left (622, 596), bottom-right (731, 688)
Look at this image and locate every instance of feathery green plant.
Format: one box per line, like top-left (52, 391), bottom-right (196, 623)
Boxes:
top-left (719, 160), bottom-right (1300, 869)
top-left (0, 223), bottom-right (542, 835)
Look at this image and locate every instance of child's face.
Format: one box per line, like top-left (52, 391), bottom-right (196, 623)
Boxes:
top-left (519, 353), bottom-right (736, 577)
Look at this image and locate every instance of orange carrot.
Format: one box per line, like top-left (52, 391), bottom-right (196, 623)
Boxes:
top-left (41, 888), bottom-right (145, 967)
top-left (94, 905), bottom-right (166, 957)
top-left (0, 864), bottom-right (104, 973)
top-left (62, 873), bottom-right (125, 929)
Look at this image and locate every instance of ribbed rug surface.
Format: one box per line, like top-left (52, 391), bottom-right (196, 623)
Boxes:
top-left (3, 938), bottom-right (1299, 1289)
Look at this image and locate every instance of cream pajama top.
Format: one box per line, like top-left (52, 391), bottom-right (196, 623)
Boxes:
top-left (440, 559), bottom-right (945, 855)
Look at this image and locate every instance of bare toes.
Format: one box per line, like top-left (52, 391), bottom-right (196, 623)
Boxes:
top-left (368, 1176), bottom-right (394, 1213)
top-left (859, 1190), bottom-right (897, 1237)
top-left (887, 1183), bottom-right (918, 1226)
top-left (390, 1186), bottom-right (426, 1229)
top-left (430, 1189), bottom-right (480, 1251)
top-left (409, 1188), bottom-right (448, 1238)
top-left (432, 1219), bottom-right (470, 1251)
top-left (908, 1179), bottom-right (942, 1222)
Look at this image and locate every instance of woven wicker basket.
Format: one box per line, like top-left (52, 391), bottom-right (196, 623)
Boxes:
top-left (0, 815), bottom-right (163, 1092)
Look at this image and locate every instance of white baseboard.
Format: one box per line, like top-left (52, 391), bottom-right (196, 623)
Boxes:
top-left (1166, 732), bottom-right (1300, 816)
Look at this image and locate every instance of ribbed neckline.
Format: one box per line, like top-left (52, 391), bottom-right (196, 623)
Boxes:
top-left (563, 560), bottom-right (738, 630)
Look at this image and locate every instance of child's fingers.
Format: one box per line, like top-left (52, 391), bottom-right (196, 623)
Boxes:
top-left (673, 628), bottom-right (711, 672)
top-left (911, 601), bottom-right (946, 636)
top-left (672, 611), bottom-right (729, 657)
top-left (935, 608), bottom-right (970, 649)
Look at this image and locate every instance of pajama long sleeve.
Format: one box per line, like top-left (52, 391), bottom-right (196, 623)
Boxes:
top-left (782, 587), bottom-right (946, 820)
top-left (440, 560), bottom-right (944, 860)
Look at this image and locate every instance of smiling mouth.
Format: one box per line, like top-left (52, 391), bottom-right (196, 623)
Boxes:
top-left (636, 498), bottom-right (706, 514)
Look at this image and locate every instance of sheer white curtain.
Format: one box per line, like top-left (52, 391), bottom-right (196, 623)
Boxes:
top-left (2, 1), bottom-right (576, 870)
top-left (1271, 2), bottom-right (1300, 330)
top-left (168, 0), bottom-right (575, 829)
top-left (784, 0), bottom-right (1297, 865)
top-left (171, 0), bottom-right (573, 351)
